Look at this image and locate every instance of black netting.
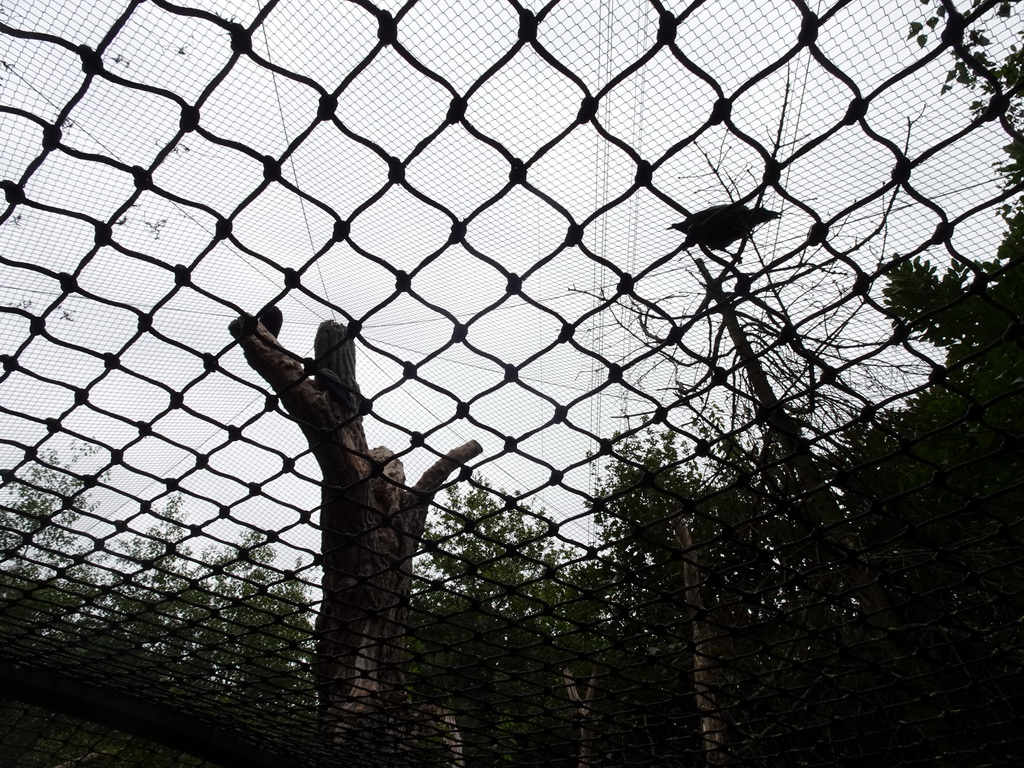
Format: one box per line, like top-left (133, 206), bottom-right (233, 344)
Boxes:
top-left (3, 0), bottom-right (1024, 765)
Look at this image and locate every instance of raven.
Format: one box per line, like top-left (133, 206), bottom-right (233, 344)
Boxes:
top-left (317, 367), bottom-right (363, 414)
top-left (669, 204), bottom-right (780, 250)
top-left (257, 305), bottom-right (283, 338)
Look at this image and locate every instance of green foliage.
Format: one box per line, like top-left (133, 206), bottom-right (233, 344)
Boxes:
top-left (409, 478), bottom-right (582, 766)
top-left (586, 428), bottom-right (789, 639)
top-left (911, 0), bottom-right (1022, 109)
top-left (1, 447), bottom-right (101, 580)
top-left (575, 432), bottom-right (707, 763)
top-left (886, 0), bottom-right (1024, 514)
top-left (831, 66), bottom-right (1024, 756)
top-left (586, 431), bottom-right (697, 642)
top-left (0, 448), bottom-right (316, 766)
top-left (813, 14), bottom-right (1024, 756)
top-left (830, 232), bottom-right (1024, 759)
top-left (881, 233), bottom-right (1024, 509)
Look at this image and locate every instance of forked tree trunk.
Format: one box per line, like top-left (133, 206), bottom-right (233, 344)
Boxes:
top-left (230, 315), bottom-right (477, 764)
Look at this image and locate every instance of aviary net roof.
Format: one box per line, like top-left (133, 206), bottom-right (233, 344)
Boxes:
top-left (2, 0), bottom-right (1023, 766)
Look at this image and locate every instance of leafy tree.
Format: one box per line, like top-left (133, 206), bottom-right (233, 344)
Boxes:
top-left (581, 428), bottom-right (810, 767)
top-left (910, 0), bottom-right (1022, 124)
top-left (881, 0), bottom-right (1024, 505)
top-left (829, 37), bottom-right (1024, 756)
top-left (869, 0), bottom-right (1024, 581)
top-left (583, 417), bottom-right (986, 766)
top-left (881, 245), bottom-right (1024, 506)
top-left (576, 431), bottom-right (706, 765)
top-left (828, 220), bottom-right (1024, 765)
top-left (408, 477), bottom-right (585, 767)
top-left (1, 449), bottom-right (316, 766)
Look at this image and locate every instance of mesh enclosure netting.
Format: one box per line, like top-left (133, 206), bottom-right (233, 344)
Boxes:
top-left (2, 0), bottom-right (1024, 766)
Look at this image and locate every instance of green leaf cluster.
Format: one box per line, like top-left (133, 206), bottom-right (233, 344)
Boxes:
top-left (408, 479), bottom-right (584, 766)
top-left (1, 450), bottom-right (315, 766)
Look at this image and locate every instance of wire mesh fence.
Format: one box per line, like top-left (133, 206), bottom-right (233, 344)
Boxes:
top-left (2, 0), bottom-right (1023, 765)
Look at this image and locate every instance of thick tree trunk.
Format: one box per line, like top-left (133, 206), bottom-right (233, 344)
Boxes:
top-left (230, 315), bottom-right (478, 763)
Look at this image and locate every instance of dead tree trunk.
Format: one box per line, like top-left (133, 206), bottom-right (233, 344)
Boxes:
top-left (673, 518), bottom-right (731, 765)
top-left (693, 260), bottom-right (957, 764)
top-left (230, 315), bottom-right (478, 763)
top-left (562, 666), bottom-right (601, 768)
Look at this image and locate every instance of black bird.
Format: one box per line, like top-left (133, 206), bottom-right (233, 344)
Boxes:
top-left (669, 204), bottom-right (780, 250)
top-left (257, 305), bottom-right (283, 338)
top-left (317, 367), bottom-right (363, 414)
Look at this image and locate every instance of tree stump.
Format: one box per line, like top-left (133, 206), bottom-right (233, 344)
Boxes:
top-left (230, 314), bottom-right (479, 764)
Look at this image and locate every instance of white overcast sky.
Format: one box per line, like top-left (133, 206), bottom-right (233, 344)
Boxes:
top-left (1, 0), bottom-right (1021, 562)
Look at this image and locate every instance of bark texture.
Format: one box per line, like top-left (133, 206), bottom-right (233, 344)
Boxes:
top-left (230, 315), bottom-right (478, 763)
